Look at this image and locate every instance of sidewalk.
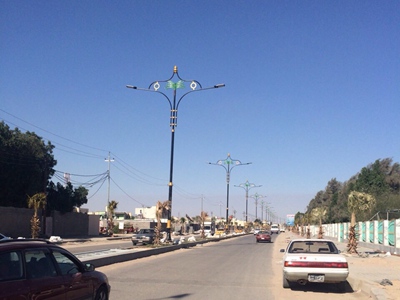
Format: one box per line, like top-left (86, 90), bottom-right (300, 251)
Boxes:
top-left (273, 231), bottom-right (400, 300)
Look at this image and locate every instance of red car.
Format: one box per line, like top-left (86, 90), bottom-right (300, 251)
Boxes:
top-left (0, 239), bottom-right (110, 300)
top-left (256, 231), bottom-right (272, 243)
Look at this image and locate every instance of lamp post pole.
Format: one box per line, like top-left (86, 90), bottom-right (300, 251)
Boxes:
top-left (235, 180), bottom-right (261, 223)
top-left (127, 66), bottom-right (225, 241)
top-left (250, 192), bottom-right (266, 220)
top-left (209, 153), bottom-right (251, 231)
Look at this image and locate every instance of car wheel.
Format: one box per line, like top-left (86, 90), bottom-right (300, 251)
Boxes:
top-left (132, 242), bottom-right (137, 246)
top-left (283, 276), bottom-right (290, 288)
top-left (95, 286), bottom-right (108, 300)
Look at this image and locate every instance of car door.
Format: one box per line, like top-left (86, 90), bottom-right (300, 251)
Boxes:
top-left (0, 250), bottom-right (29, 300)
top-left (52, 250), bottom-right (93, 300)
top-left (25, 249), bottom-right (66, 300)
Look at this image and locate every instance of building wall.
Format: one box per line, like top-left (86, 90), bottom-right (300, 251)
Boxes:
top-left (0, 206), bottom-right (35, 238)
top-left (134, 206), bottom-right (156, 219)
top-left (0, 206), bottom-right (90, 238)
top-left (50, 210), bottom-right (88, 237)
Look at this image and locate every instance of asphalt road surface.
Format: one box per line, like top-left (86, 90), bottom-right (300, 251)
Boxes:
top-left (94, 234), bottom-right (369, 300)
top-left (98, 234), bottom-right (276, 299)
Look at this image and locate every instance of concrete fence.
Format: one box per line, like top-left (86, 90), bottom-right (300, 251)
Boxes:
top-left (307, 218), bottom-right (400, 254)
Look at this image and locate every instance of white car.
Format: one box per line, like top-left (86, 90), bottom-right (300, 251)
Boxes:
top-left (280, 239), bottom-right (349, 291)
top-left (270, 224), bottom-right (279, 234)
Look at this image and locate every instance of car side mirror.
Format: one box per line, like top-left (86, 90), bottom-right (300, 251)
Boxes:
top-left (280, 249), bottom-right (285, 253)
top-left (85, 263), bottom-right (95, 271)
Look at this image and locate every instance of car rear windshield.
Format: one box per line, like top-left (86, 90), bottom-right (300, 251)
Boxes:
top-left (288, 241), bottom-right (339, 254)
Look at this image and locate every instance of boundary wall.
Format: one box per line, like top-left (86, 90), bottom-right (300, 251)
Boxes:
top-left (307, 218), bottom-right (400, 254)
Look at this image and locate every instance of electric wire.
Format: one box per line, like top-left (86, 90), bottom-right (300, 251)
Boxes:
top-left (1, 109), bottom-right (188, 207)
top-left (110, 177), bottom-right (149, 207)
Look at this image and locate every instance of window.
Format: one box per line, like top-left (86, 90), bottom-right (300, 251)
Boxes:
top-left (53, 251), bottom-right (80, 275)
top-left (289, 241), bottom-right (338, 254)
top-left (25, 250), bottom-right (57, 279)
top-left (0, 251), bottom-right (23, 281)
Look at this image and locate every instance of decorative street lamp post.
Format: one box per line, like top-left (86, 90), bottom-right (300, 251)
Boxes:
top-left (250, 192), bottom-right (266, 220)
top-left (209, 153), bottom-right (251, 231)
top-left (235, 180), bottom-right (261, 222)
top-left (127, 66), bottom-right (225, 241)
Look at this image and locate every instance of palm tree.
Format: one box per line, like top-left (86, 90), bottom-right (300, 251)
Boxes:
top-left (107, 200), bottom-right (118, 236)
top-left (154, 200), bottom-right (170, 245)
top-left (347, 191), bottom-right (375, 254)
top-left (180, 217), bottom-right (186, 235)
top-left (311, 207), bottom-right (326, 239)
top-left (27, 193), bottom-right (46, 238)
top-left (200, 211), bottom-right (208, 238)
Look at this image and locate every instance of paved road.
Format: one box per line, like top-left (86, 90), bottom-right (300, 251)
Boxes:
top-left (98, 234), bottom-right (277, 299)
top-left (92, 234), bottom-right (370, 300)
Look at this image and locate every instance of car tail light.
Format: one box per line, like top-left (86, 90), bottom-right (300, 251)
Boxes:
top-left (284, 261), bottom-right (348, 268)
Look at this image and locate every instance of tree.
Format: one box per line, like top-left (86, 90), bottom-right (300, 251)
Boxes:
top-left (107, 200), bottom-right (118, 236)
top-left (354, 159), bottom-right (390, 196)
top-left (200, 211), bottom-right (208, 239)
top-left (46, 181), bottom-right (88, 214)
top-left (27, 193), bottom-right (46, 238)
top-left (180, 217), bottom-right (186, 235)
top-left (309, 207), bottom-right (326, 238)
top-left (347, 191), bottom-right (375, 254)
top-left (0, 122), bottom-right (56, 208)
top-left (154, 201), bottom-right (170, 245)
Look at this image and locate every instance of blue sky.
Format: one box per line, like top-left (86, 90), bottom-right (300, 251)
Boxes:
top-left (1, 1), bottom-right (399, 222)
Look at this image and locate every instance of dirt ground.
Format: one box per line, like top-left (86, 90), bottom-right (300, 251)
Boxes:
top-left (270, 233), bottom-right (398, 300)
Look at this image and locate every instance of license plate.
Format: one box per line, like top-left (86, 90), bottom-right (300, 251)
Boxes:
top-left (308, 275), bottom-right (325, 282)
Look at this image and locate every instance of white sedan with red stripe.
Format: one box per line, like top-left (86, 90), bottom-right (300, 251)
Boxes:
top-left (280, 239), bottom-right (349, 290)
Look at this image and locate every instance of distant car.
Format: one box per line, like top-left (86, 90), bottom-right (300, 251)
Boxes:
top-left (0, 239), bottom-right (110, 299)
top-left (280, 239), bottom-right (349, 291)
top-left (255, 231), bottom-right (271, 243)
top-left (280, 227), bottom-right (286, 233)
top-left (253, 229), bottom-right (261, 235)
top-left (0, 233), bottom-right (11, 241)
top-left (132, 228), bottom-right (155, 245)
top-left (270, 224), bottom-right (279, 234)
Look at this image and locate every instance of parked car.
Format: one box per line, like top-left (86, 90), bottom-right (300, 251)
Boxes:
top-left (255, 231), bottom-right (271, 243)
top-left (280, 239), bottom-right (349, 291)
top-left (0, 239), bottom-right (110, 299)
top-left (0, 233), bottom-right (11, 241)
top-left (132, 228), bottom-right (156, 245)
top-left (270, 224), bottom-right (280, 234)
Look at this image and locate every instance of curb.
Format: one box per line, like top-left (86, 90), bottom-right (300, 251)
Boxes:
top-left (77, 234), bottom-right (242, 268)
top-left (347, 275), bottom-right (387, 300)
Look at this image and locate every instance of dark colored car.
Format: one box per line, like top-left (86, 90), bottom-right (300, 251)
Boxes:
top-left (256, 231), bottom-right (272, 243)
top-left (132, 228), bottom-right (156, 245)
top-left (0, 239), bottom-right (110, 300)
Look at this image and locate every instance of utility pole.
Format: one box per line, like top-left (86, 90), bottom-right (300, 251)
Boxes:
top-left (105, 152), bottom-right (114, 212)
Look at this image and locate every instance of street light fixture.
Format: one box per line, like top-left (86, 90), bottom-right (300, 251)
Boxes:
top-left (250, 192), bottom-right (266, 220)
top-left (208, 153), bottom-right (251, 231)
top-left (127, 66), bottom-right (225, 241)
top-left (234, 180), bottom-right (261, 222)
